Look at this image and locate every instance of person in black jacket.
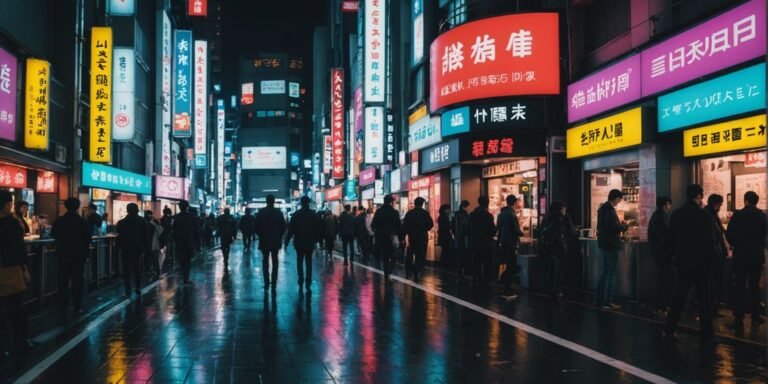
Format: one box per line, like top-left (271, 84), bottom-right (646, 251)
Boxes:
top-left (354, 206), bottom-right (368, 259)
top-left (51, 198), bottom-right (91, 313)
top-left (285, 196), bottom-right (322, 291)
top-left (663, 184), bottom-right (719, 339)
top-left (217, 208), bottom-right (238, 269)
top-left (497, 195), bottom-right (524, 300)
top-left (541, 201), bottom-right (572, 300)
top-left (372, 194), bottom-right (402, 279)
top-left (338, 205), bottom-right (356, 266)
top-left (437, 204), bottom-right (453, 267)
top-left (173, 200), bottom-right (200, 284)
top-left (402, 197), bottom-right (434, 280)
top-left (452, 200), bottom-right (470, 277)
top-left (239, 208), bottom-right (256, 251)
top-left (116, 203), bottom-right (148, 297)
top-left (255, 195), bottom-right (287, 290)
top-left (647, 196), bottom-right (672, 313)
top-left (468, 196), bottom-right (496, 287)
top-left (594, 189), bottom-right (628, 309)
top-left (705, 194), bottom-right (728, 315)
top-left (86, 202), bottom-right (103, 236)
top-left (726, 191), bottom-right (767, 327)
top-left (0, 190), bottom-right (32, 355)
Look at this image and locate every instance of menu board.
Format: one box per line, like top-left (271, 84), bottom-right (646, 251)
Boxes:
top-left (735, 173), bottom-right (767, 210)
top-left (700, 157), bottom-right (731, 200)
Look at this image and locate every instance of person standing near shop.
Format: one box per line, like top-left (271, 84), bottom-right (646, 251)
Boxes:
top-left (497, 195), bottom-right (524, 300)
top-left (338, 205), bottom-right (356, 266)
top-left (437, 204), bottom-right (453, 268)
top-left (594, 189), bottom-right (628, 310)
top-left (173, 200), bottom-right (200, 284)
top-left (354, 206), bottom-right (369, 260)
top-left (663, 184), bottom-right (719, 340)
top-left (14, 200), bottom-right (31, 235)
top-left (372, 195), bottom-right (402, 279)
top-left (116, 203), bottom-right (147, 297)
top-left (648, 196), bottom-right (673, 314)
top-left (285, 196), bottom-right (322, 292)
top-left (86, 203), bottom-right (103, 236)
top-left (540, 202), bottom-right (572, 301)
top-left (705, 194), bottom-right (729, 315)
top-left (239, 208), bottom-right (256, 251)
top-left (402, 197), bottom-right (434, 280)
top-left (468, 196), bottom-right (496, 287)
top-left (453, 200), bottom-right (470, 277)
top-left (255, 195), bottom-right (287, 290)
top-left (217, 208), bottom-right (238, 270)
top-left (322, 210), bottom-right (338, 260)
top-left (50, 198), bottom-right (90, 315)
top-left (365, 207), bottom-right (376, 260)
top-left (144, 210), bottom-right (164, 280)
top-left (726, 191), bottom-right (767, 327)
top-left (160, 207), bottom-right (174, 270)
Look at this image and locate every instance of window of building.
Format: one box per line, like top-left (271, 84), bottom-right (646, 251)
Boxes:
top-left (583, 0), bottom-right (630, 53)
top-left (447, 0), bottom-right (467, 28)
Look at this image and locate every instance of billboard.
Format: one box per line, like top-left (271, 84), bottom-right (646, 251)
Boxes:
top-left (364, 106), bottom-right (384, 163)
top-left (289, 82), bottom-right (300, 98)
top-left (173, 30), bottom-right (193, 137)
top-left (159, 11), bottom-right (172, 175)
top-left (331, 68), bottom-right (345, 177)
top-left (567, 55), bottom-right (641, 123)
top-left (241, 82), bottom-right (254, 105)
top-left (216, 99), bottom-right (224, 198)
top-left (155, 175), bottom-right (186, 200)
top-left (112, 48), bottom-right (135, 141)
top-left (408, 106), bottom-right (441, 151)
top-left (0, 47), bottom-right (17, 142)
top-left (261, 80), bottom-right (286, 94)
top-left (683, 114), bottom-right (766, 157)
top-left (82, 161), bottom-right (151, 195)
top-left (188, 0), bottom-right (207, 17)
top-left (242, 146), bottom-right (287, 170)
top-left (24, 58), bottom-right (49, 150)
top-left (89, 27), bottom-right (112, 161)
top-left (364, 0), bottom-right (386, 103)
top-left (566, 107), bottom-right (643, 159)
top-left (194, 40), bottom-right (207, 166)
top-left (412, 0), bottom-right (424, 65)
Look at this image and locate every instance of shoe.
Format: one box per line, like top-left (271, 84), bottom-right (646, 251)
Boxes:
top-left (501, 293), bottom-right (518, 301)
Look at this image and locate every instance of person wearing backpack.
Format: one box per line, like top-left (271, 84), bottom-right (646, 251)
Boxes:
top-left (217, 208), bottom-right (238, 269)
top-left (541, 202), bottom-right (573, 300)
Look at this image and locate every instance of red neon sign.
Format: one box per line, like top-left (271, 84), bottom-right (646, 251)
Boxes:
top-left (331, 68), bottom-right (345, 179)
top-left (188, 0), bottom-right (207, 17)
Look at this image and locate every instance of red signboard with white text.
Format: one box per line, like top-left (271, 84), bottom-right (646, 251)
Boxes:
top-left (429, 13), bottom-right (560, 111)
top-left (188, 0), bottom-right (207, 17)
top-left (331, 68), bottom-right (345, 179)
top-left (341, 1), bottom-right (359, 12)
top-left (0, 164), bottom-right (27, 188)
top-left (36, 171), bottom-right (57, 193)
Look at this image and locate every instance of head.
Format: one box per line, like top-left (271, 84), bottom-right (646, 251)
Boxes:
top-left (655, 196), bottom-right (672, 213)
top-left (358, 206), bottom-right (364, 214)
top-left (744, 191), bottom-right (759, 208)
top-left (300, 196), bottom-right (311, 209)
top-left (549, 201), bottom-right (566, 216)
top-left (64, 197), bottom-right (80, 212)
top-left (367, 207), bottom-right (373, 214)
top-left (686, 184), bottom-right (704, 206)
top-left (344, 204), bottom-right (351, 212)
top-left (223, 207), bottom-right (230, 215)
top-left (707, 194), bottom-right (724, 213)
top-left (88, 202), bottom-right (98, 214)
top-left (15, 200), bottom-right (29, 216)
top-left (245, 208), bottom-right (251, 216)
top-left (127, 203), bottom-right (139, 216)
top-left (179, 200), bottom-right (189, 212)
top-left (266, 194), bottom-right (276, 207)
top-left (384, 194), bottom-right (394, 206)
top-left (145, 210), bottom-right (154, 221)
top-left (608, 189), bottom-right (624, 206)
top-left (439, 204), bottom-right (450, 216)
top-left (0, 190), bottom-right (13, 214)
top-left (477, 196), bottom-right (489, 208)
top-left (460, 200), bottom-right (469, 211)
top-left (163, 207), bottom-right (172, 216)
top-left (505, 194), bottom-right (518, 208)
top-left (414, 197), bottom-right (426, 208)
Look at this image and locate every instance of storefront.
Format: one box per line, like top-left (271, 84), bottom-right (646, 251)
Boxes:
top-left (406, 175), bottom-right (444, 262)
top-left (481, 159), bottom-right (540, 238)
top-left (324, 184), bottom-right (343, 213)
top-left (358, 167), bottom-right (376, 208)
top-left (80, 161), bottom-right (152, 226)
top-left (0, 162), bottom-right (69, 237)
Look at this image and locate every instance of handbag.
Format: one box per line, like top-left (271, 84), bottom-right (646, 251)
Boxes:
top-left (0, 265), bottom-right (28, 297)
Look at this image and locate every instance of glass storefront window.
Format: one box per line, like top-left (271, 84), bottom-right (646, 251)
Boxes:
top-left (587, 163), bottom-right (640, 239)
top-left (698, 151), bottom-right (767, 228)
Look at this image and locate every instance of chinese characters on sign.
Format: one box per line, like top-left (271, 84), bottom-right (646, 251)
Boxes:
top-left (429, 13), bottom-right (559, 111)
top-left (468, 137), bottom-right (514, 158)
top-left (173, 30), bottom-right (193, 138)
top-left (188, 0), bottom-right (207, 17)
top-left (323, 135), bottom-right (332, 174)
top-left (0, 47), bottom-right (17, 142)
top-left (82, 161), bottom-right (152, 195)
top-left (365, 106), bottom-right (385, 164)
top-left (194, 40), bottom-right (207, 167)
top-left (364, 0), bottom-right (386, 103)
top-left (567, 55), bottom-right (641, 123)
top-left (0, 164), bottom-right (26, 188)
top-left (112, 48), bottom-right (135, 141)
top-left (420, 139), bottom-right (459, 173)
top-left (90, 27), bottom-right (112, 161)
top-left (216, 99), bottom-right (224, 199)
top-left (442, 106), bottom-right (470, 136)
top-left (408, 105), bottom-right (441, 151)
top-left (24, 58), bottom-right (49, 150)
top-left (331, 68), bottom-right (345, 177)
top-left (566, 107), bottom-right (643, 159)
top-left (683, 114), bottom-right (766, 157)
top-left (159, 11), bottom-right (172, 175)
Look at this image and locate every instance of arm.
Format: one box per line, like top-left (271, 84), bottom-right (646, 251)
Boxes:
top-left (725, 212), bottom-right (738, 246)
top-left (426, 214), bottom-right (434, 232)
top-left (284, 216), bottom-right (294, 247)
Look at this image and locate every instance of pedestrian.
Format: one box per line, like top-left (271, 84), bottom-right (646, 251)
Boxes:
top-left (239, 208), bottom-right (256, 251)
top-left (217, 208), bottom-right (238, 269)
top-left (51, 197), bottom-right (91, 314)
top-left (0, 190), bottom-right (33, 356)
top-left (726, 191), bottom-right (767, 328)
top-left (173, 200), bottom-right (200, 284)
top-left (160, 207), bottom-right (174, 270)
top-left (371, 194), bottom-right (402, 279)
top-left (540, 202), bottom-right (573, 300)
top-left (594, 189), bottom-right (628, 310)
top-left (663, 184), bottom-right (720, 340)
top-left (87, 202), bottom-right (103, 236)
top-left (354, 206), bottom-right (369, 259)
top-left (339, 205), bottom-right (356, 266)
top-left (255, 195), bottom-right (287, 290)
top-left (705, 194), bottom-right (728, 315)
top-left (437, 204), bottom-right (453, 267)
top-left (365, 208), bottom-right (376, 259)
top-left (144, 210), bottom-right (164, 279)
top-left (14, 200), bottom-right (31, 235)
top-left (285, 196), bottom-right (322, 292)
top-left (206, 213), bottom-right (217, 247)
top-left (322, 210), bottom-right (338, 259)
top-left (453, 200), bottom-right (470, 277)
top-left (116, 203), bottom-right (148, 297)
top-left (497, 195), bottom-right (524, 300)
top-left (468, 196), bottom-right (496, 287)
top-left (647, 196), bottom-right (673, 314)
top-left (402, 197), bottom-right (434, 280)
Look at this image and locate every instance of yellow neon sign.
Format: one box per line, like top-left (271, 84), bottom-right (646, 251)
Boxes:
top-left (566, 107), bottom-right (643, 159)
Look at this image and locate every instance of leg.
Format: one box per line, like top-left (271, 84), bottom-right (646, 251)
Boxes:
top-left (179, 246), bottom-right (192, 282)
top-left (303, 250), bottom-right (313, 287)
top-left (342, 237), bottom-right (348, 263)
top-left (122, 252), bottom-right (132, 294)
top-left (222, 241), bottom-right (230, 266)
top-left (270, 249), bottom-right (279, 286)
top-left (262, 250), bottom-right (271, 286)
top-left (57, 262), bottom-right (71, 311)
top-left (296, 250), bottom-right (304, 287)
top-left (692, 271), bottom-right (714, 336)
top-left (655, 262), bottom-right (669, 311)
top-left (664, 268), bottom-right (693, 334)
top-left (132, 253), bottom-right (143, 292)
top-left (71, 260), bottom-right (85, 311)
top-left (415, 243), bottom-right (427, 278)
top-left (733, 264), bottom-right (747, 321)
top-left (5, 292), bottom-right (29, 353)
top-left (604, 249), bottom-right (619, 305)
top-left (747, 266), bottom-right (763, 321)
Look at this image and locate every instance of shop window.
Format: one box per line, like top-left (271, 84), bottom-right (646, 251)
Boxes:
top-left (698, 152), bottom-right (767, 228)
top-left (587, 163), bottom-right (639, 239)
top-left (583, 0), bottom-right (630, 53)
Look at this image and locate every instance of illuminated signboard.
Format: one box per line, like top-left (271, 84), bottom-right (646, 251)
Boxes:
top-left (429, 13), bottom-right (560, 111)
top-left (159, 11), bottom-right (172, 175)
top-left (364, 106), bottom-right (385, 164)
top-left (412, 0), bottom-right (424, 65)
top-left (566, 107), bottom-right (643, 159)
top-left (241, 82), bottom-right (254, 105)
top-left (36, 171), bottom-right (57, 193)
top-left (24, 58), bottom-right (49, 150)
top-left (112, 47), bottom-right (135, 141)
top-left (289, 82), bottom-right (300, 98)
top-left (242, 146), bottom-right (287, 170)
top-left (82, 161), bottom-right (151, 195)
top-left (0, 164), bottom-right (26, 188)
top-left (568, 55), bottom-right (641, 123)
top-left (683, 114), bottom-right (766, 157)
top-left (421, 139), bottom-right (459, 173)
top-left (359, 167), bottom-right (376, 186)
top-left (441, 106), bottom-right (470, 137)
top-left (173, 30), bottom-right (193, 138)
top-left (194, 40), bottom-right (208, 167)
top-left (188, 0), bottom-right (207, 17)
top-left (325, 185), bottom-right (343, 201)
top-left (341, 1), bottom-right (359, 12)
top-left (90, 27), bottom-right (112, 162)
top-left (459, 134), bottom-right (543, 161)
top-left (216, 99), bottom-right (224, 198)
top-left (260, 80), bottom-right (285, 94)
top-left (0, 47), bottom-right (17, 142)
top-left (107, 0), bottom-right (135, 16)
top-left (364, 0), bottom-right (386, 103)
top-left (323, 135), bottom-right (332, 174)
top-left (331, 68), bottom-right (345, 177)
top-left (408, 105), bottom-right (441, 152)
top-left (155, 175), bottom-right (185, 200)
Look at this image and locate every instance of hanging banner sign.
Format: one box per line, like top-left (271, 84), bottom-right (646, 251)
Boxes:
top-left (216, 99), bottom-right (224, 199)
top-left (683, 114), bottom-right (766, 157)
top-left (325, 185), bottom-right (343, 201)
top-left (24, 58), bottom-right (50, 150)
top-left (159, 11), bottom-right (172, 175)
top-left (567, 55), bottom-right (642, 123)
top-left (364, 0), bottom-right (386, 103)
top-left (0, 47), bottom-right (18, 142)
top-left (82, 161), bottom-right (151, 195)
top-left (194, 40), bottom-right (208, 167)
top-left (412, 0), bottom-right (424, 65)
top-left (331, 68), bottom-right (345, 178)
top-left (188, 0), bottom-right (207, 17)
top-left (364, 106), bottom-right (385, 164)
top-left (0, 164), bottom-right (27, 188)
top-left (566, 107), bottom-right (643, 159)
top-left (354, 88), bottom-right (364, 164)
top-left (112, 47), bottom-right (135, 141)
top-left (90, 27), bottom-right (112, 162)
top-left (173, 30), bottom-right (193, 137)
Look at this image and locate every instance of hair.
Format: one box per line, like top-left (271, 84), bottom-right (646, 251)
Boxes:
top-left (744, 191), bottom-right (759, 206)
top-left (179, 200), bottom-right (189, 211)
top-left (414, 197), bottom-right (426, 208)
top-left (344, 204), bottom-right (351, 211)
top-left (300, 196), bottom-right (311, 208)
top-left (64, 197), bottom-right (80, 212)
top-left (608, 189), bottom-right (624, 201)
top-left (266, 194), bottom-right (276, 206)
top-left (144, 210), bottom-right (153, 217)
top-left (163, 207), bottom-right (172, 216)
top-left (478, 196), bottom-right (489, 207)
top-left (506, 195), bottom-right (517, 206)
top-left (358, 206), bottom-right (364, 211)
top-left (223, 207), bottom-right (230, 215)
top-left (439, 204), bottom-right (450, 215)
top-left (686, 184), bottom-right (704, 200)
top-left (384, 194), bottom-right (394, 205)
top-left (127, 203), bottom-right (139, 214)
top-left (656, 196), bottom-right (672, 209)
top-left (245, 208), bottom-right (251, 215)
top-left (15, 200), bottom-right (29, 212)
top-left (0, 190), bottom-right (12, 208)
top-left (549, 201), bottom-right (565, 215)
top-left (460, 200), bottom-right (470, 208)
top-left (707, 194), bottom-right (724, 206)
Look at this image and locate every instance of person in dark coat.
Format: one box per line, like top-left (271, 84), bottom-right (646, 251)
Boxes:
top-left (726, 191), bottom-right (767, 327)
top-left (468, 196), bottom-right (496, 287)
top-left (239, 208), bottom-right (256, 251)
top-left (285, 196), bottom-right (322, 291)
top-left (86, 202), bottom-right (103, 236)
top-left (647, 196), bottom-right (672, 313)
top-left (437, 204), bottom-right (453, 267)
top-left (705, 194), bottom-right (728, 315)
top-left (452, 200), bottom-right (470, 277)
top-left (116, 203), bottom-right (148, 297)
top-left (160, 207), bottom-right (174, 270)
top-left (497, 195), bottom-right (524, 300)
top-left (371, 194), bottom-right (402, 279)
top-left (51, 198), bottom-right (91, 314)
top-left (321, 210), bottom-right (338, 259)
top-left (217, 208), bottom-right (238, 269)
top-left (173, 200), bottom-right (200, 284)
top-left (14, 200), bottom-right (31, 235)
top-left (0, 190), bottom-right (32, 355)
top-left (338, 205), bottom-right (356, 266)
top-left (663, 184), bottom-right (720, 339)
top-left (255, 195), bottom-right (287, 290)
top-left (541, 201), bottom-right (573, 300)
top-left (354, 206), bottom-right (369, 259)
top-left (402, 197), bottom-right (434, 280)
top-left (594, 189), bottom-right (628, 309)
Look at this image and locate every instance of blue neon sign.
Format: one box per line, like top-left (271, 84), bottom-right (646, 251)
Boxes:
top-left (82, 161), bottom-right (152, 195)
top-left (441, 106), bottom-right (470, 137)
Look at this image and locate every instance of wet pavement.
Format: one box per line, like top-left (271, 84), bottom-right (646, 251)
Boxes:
top-left (2, 242), bottom-right (765, 383)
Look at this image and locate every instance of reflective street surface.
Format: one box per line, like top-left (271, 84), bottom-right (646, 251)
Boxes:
top-left (4, 243), bottom-right (765, 384)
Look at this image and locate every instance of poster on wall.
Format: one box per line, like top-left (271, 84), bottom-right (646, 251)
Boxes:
top-left (735, 173), bottom-right (767, 210)
top-left (0, 47), bottom-right (17, 142)
top-left (112, 47), bottom-right (135, 141)
top-left (188, 0), bottom-right (207, 17)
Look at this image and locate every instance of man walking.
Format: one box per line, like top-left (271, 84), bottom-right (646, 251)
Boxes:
top-left (726, 191), bottom-right (767, 327)
top-left (160, 207), bottom-right (174, 270)
top-left (116, 203), bottom-right (148, 297)
top-left (594, 189), bottom-right (627, 309)
top-left (497, 195), bottom-right (523, 300)
top-left (51, 198), bottom-right (91, 314)
top-left (173, 200), bottom-right (200, 284)
top-left (239, 208), bottom-right (256, 251)
top-left (322, 210), bottom-right (338, 260)
top-left (402, 197), bottom-right (434, 280)
top-left (705, 194), bottom-right (728, 314)
top-left (354, 206), bottom-right (368, 259)
top-left (339, 205), bottom-right (356, 266)
top-left (217, 208), bottom-right (238, 269)
top-left (648, 196), bottom-right (672, 314)
top-left (372, 195), bottom-right (401, 279)
top-left (144, 210), bottom-right (164, 279)
top-left (453, 200), bottom-right (470, 277)
top-left (285, 196), bottom-right (322, 292)
top-left (468, 196), bottom-right (496, 287)
top-left (255, 195), bottom-right (287, 290)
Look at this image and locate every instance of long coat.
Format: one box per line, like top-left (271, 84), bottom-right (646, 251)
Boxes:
top-left (255, 206), bottom-right (287, 251)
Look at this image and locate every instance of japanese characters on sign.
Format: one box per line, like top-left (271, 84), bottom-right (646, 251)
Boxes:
top-left (465, 99), bottom-right (546, 132)
top-left (36, 171), bottom-right (57, 193)
top-left (429, 13), bottom-right (560, 111)
top-left (365, 106), bottom-right (385, 164)
top-left (173, 30), bottom-right (193, 138)
top-left (441, 106), bottom-right (470, 136)
top-left (364, 0), bottom-right (386, 103)
top-left (331, 68), bottom-right (345, 177)
top-left (412, 0), bottom-right (424, 65)
top-left (188, 0), bottom-right (207, 17)
top-left (566, 107), bottom-right (643, 159)
top-left (24, 58), bottom-right (49, 150)
top-left (354, 88), bottom-right (364, 165)
top-left (0, 47), bottom-right (17, 142)
top-left (326, 185), bottom-right (343, 201)
top-left (465, 137), bottom-right (515, 159)
top-left (658, 63), bottom-right (765, 133)
top-left (112, 48), bottom-right (135, 141)
top-left (683, 114), bottom-right (766, 157)
top-left (90, 27), bottom-right (112, 161)
top-left (567, 55), bottom-right (641, 123)
top-left (194, 40), bottom-right (207, 167)
top-left (420, 139), bottom-right (459, 173)
top-left (0, 164), bottom-right (26, 188)
top-left (323, 135), bottom-right (332, 174)
top-left (408, 106), bottom-right (441, 152)
top-left (641, 0), bottom-right (765, 96)
top-left (155, 175), bottom-right (185, 200)
top-left (159, 11), bottom-right (172, 175)
top-left (241, 83), bottom-right (254, 105)
top-left (82, 161), bottom-right (151, 195)
top-left (216, 99), bottom-right (224, 199)
top-left (386, 113), bottom-right (395, 163)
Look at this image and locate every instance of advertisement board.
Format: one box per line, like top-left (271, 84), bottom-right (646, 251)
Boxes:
top-left (154, 175), bottom-right (186, 200)
top-left (0, 47), bottom-right (17, 142)
top-left (412, 0), bottom-right (424, 65)
top-left (683, 114), bottom-right (766, 157)
top-left (364, 106), bottom-right (385, 163)
top-left (331, 68), bottom-right (345, 177)
top-left (408, 107), bottom-right (441, 152)
top-left (459, 133), bottom-right (544, 161)
top-left (359, 167), bottom-right (376, 186)
top-left (82, 161), bottom-right (151, 195)
top-left (36, 171), bottom-right (57, 193)
top-left (566, 107), bottom-right (643, 159)
top-left (364, 0), bottom-right (386, 103)
top-left (567, 55), bottom-right (641, 123)
top-left (261, 80), bottom-right (286, 94)
top-left (112, 48), bottom-right (135, 141)
top-left (90, 27), bottom-right (112, 161)
top-left (24, 58), bottom-right (49, 150)
top-left (107, 0), bottom-right (135, 16)
top-left (421, 139), bottom-right (459, 173)
top-left (0, 164), bottom-right (26, 188)
top-left (289, 82), bottom-right (300, 98)
top-left (216, 99), bottom-right (224, 199)
top-left (441, 106), bottom-right (470, 137)
top-left (188, 0), bottom-right (207, 16)
top-left (173, 30), bottom-right (193, 137)
top-left (194, 40), bottom-right (207, 166)
top-left (241, 82), bottom-right (254, 105)
top-left (242, 146), bottom-right (287, 170)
